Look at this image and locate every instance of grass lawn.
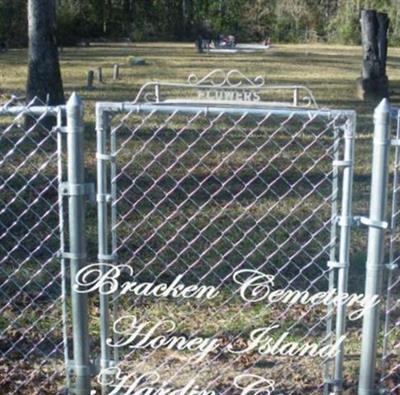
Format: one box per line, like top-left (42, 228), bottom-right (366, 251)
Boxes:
top-left (1, 42), bottom-right (400, 114)
top-left (1, 43), bottom-right (400, 394)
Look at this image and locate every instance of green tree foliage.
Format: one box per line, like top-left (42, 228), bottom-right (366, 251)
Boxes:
top-left (1, 0), bottom-right (400, 46)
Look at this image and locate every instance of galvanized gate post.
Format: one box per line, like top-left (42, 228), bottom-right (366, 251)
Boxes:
top-left (66, 93), bottom-right (91, 395)
top-left (95, 105), bottom-right (112, 382)
top-left (333, 114), bottom-right (356, 395)
top-left (358, 99), bottom-right (391, 395)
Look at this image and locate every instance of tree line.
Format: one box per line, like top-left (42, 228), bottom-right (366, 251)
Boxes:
top-left (1, 0), bottom-right (400, 47)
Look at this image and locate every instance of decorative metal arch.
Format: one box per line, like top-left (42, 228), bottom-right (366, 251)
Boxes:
top-left (132, 69), bottom-right (319, 109)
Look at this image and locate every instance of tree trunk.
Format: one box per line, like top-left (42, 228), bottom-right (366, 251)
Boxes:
top-left (377, 12), bottom-right (389, 74)
top-left (123, 0), bottom-right (133, 34)
top-left (26, 0), bottom-right (65, 106)
top-left (3, 2), bottom-right (14, 44)
top-left (182, 0), bottom-right (192, 38)
top-left (357, 9), bottom-right (389, 101)
top-left (105, 0), bottom-right (112, 35)
top-left (361, 10), bottom-right (380, 80)
top-left (394, 4), bottom-right (400, 35)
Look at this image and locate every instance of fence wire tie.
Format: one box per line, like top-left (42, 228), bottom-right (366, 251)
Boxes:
top-left (58, 251), bottom-right (88, 260)
top-left (390, 108), bottom-right (399, 120)
top-left (385, 262), bottom-right (398, 271)
top-left (327, 260), bottom-right (348, 269)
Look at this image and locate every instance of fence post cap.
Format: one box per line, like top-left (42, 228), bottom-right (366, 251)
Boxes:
top-left (67, 92), bottom-right (83, 109)
top-left (374, 98), bottom-right (390, 115)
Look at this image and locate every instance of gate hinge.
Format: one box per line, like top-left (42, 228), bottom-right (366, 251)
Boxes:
top-left (52, 126), bottom-right (67, 134)
top-left (390, 139), bottom-right (400, 147)
top-left (97, 193), bottom-right (112, 203)
top-left (333, 160), bottom-right (352, 168)
top-left (67, 359), bottom-right (98, 376)
top-left (324, 378), bottom-right (343, 387)
top-left (97, 253), bottom-right (117, 262)
top-left (327, 260), bottom-right (348, 269)
top-left (60, 182), bottom-right (96, 202)
top-left (94, 357), bottom-right (117, 371)
top-left (96, 152), bottom-right (116, 162)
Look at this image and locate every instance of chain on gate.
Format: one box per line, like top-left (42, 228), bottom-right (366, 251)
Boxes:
top-left (89, 70), bottom-right (358, 395)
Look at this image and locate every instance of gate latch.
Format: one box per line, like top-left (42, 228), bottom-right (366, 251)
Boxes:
top-left (352, 216), bottom-right (389, 230)
top-left (59, 182), bottom-right (96, 202)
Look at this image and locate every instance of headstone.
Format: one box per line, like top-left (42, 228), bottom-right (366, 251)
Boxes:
top-left (196, 36), bottom-right (204, 53)
top-left (87, 70), bottom-right (94, 89)
top-left (97, 67), bottom-right (103, 83)
top-left (0, 42), bottom-right (7, 53)
top-left (113, 64), bottom-right (120, 80)
top-left (128, 56), bottom-right (146, 66)
top-left (357, 10), bottom-right (389, 101)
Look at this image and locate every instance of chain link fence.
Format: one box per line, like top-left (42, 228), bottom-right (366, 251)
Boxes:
top-left (93, 86), bottom-right (357, 394)
top-left (380, 109), bottom-right (400, 394)
top-left (1, 71), bottom-right (399, 395)
top-left (0, 98), bottom-right (67, 394)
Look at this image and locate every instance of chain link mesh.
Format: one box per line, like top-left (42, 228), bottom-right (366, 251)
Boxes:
top-left (381, 111), bottom-right (400, 393)
top-left (2, 89), bottom-right (396, 394)
top-left (95, 104), bottom-right (356, 394)
top-left (0, 99), bottom-right (66, 395)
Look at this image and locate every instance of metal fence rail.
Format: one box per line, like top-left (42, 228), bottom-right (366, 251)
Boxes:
top-left (94, 72), bottom-right (357, 394)
top-left (0, 98), bottom-right (66, 394)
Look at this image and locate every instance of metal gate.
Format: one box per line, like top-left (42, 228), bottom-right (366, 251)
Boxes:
top-left (3, 72), bottom-right (400, 395)
top-left (91, 70), bottom-right (357, 394)
top-left (378, 105), bottom-right (400, 394)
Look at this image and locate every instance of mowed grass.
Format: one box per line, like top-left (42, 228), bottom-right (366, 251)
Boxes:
top-left (2, 42), bottom-right (400, 199)
top-left (1, 43), bottom-right (400, 394)
top-left (2, 42), bottom-right (400, 193)
top-left (1, 42), bottom-right (400, 114)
